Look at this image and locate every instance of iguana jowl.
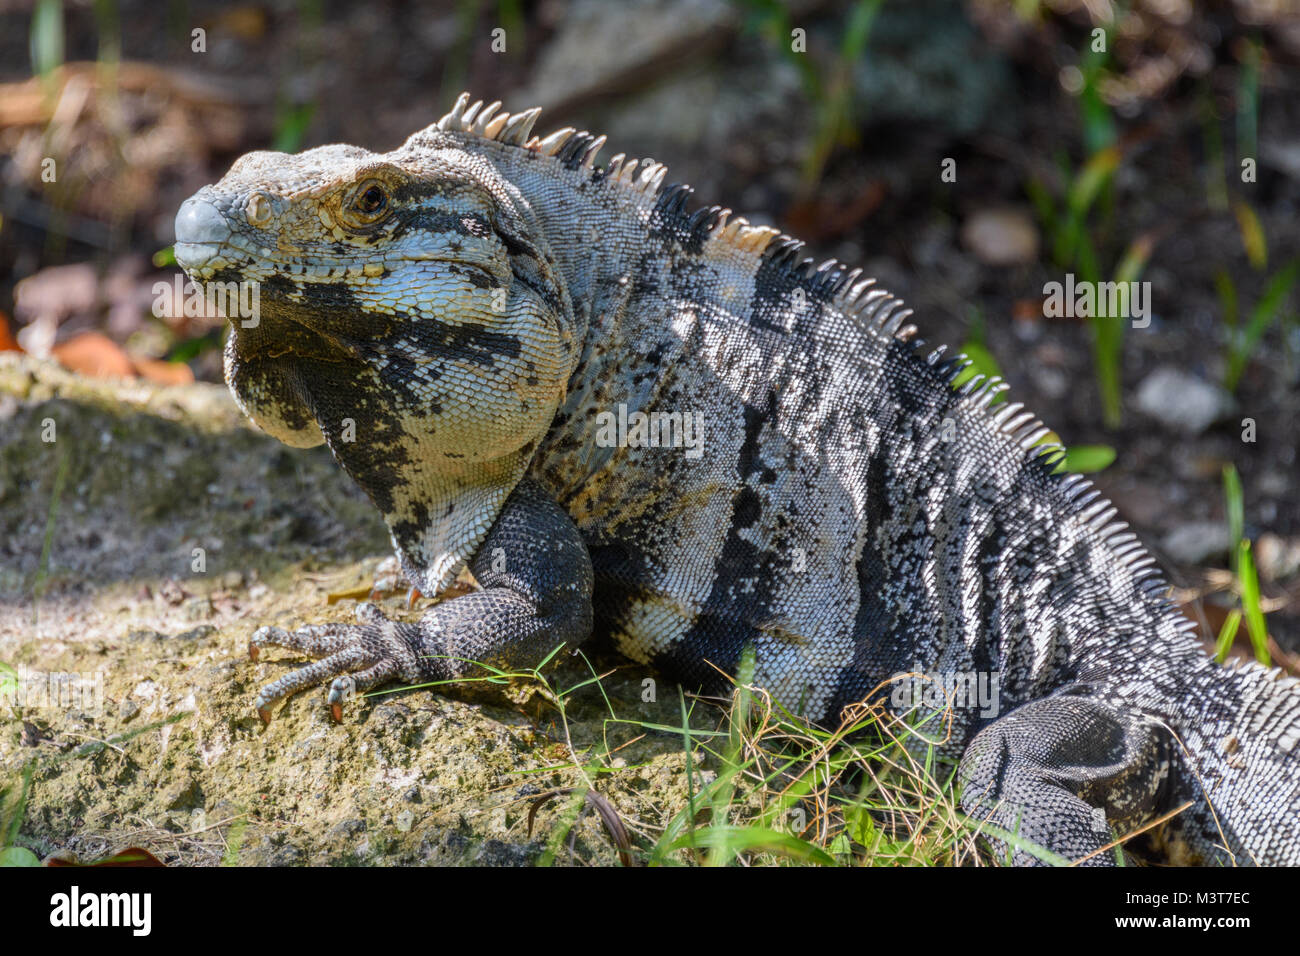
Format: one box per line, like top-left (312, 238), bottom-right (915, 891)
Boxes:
top-left (174, 93), bottom-right (1300, 866)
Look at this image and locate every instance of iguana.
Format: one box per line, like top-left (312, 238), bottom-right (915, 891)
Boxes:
top-left (173, 93), bottom-right (1300, 866)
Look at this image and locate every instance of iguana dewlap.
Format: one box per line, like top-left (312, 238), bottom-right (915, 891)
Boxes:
top-left (175, 94), bottom-right (1300, 866)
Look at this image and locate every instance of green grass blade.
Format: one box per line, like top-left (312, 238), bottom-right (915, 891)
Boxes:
top-left (1214, 609), bottom-right (1242, 663)
top-left (1057, 444), bottom-right (1115, 474)
top-left (663, 826), bottom-right (836, 865)
top-left (1225, 259), bottom-right (1298, 391)
top-left (1237, 540), bottom-right (1270, 667)
top-left (1223, 464), bottom-right (1244, 566)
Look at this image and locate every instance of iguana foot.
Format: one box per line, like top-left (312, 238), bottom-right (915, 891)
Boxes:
top-left (249, 603), bottom-right (423, 724)
top-left (246, 481), bottom-right (593, 725)
top-left (958, 685), bottom-right (1169, 866)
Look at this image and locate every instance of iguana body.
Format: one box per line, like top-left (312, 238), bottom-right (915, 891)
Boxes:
top-left (175, 94), bottom-right (1300, 866)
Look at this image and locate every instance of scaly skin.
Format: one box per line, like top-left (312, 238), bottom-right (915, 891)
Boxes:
top-left (176, 94), bottom-right (1300, 865)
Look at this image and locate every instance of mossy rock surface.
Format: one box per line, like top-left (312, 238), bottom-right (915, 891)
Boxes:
top-left (0, 355), bottom-right (695, 866)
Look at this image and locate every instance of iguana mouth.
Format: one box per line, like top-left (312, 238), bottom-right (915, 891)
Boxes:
top-left (226, 293), bottom-right (356, 365)
top-left (175, 202), bottom-right (345, 366)
top-left (233, 331), bottom-right (350, 365)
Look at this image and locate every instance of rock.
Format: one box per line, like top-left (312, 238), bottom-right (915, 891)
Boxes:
top-left (1256, 469), bottom-right (1293, 499)
top-left (158, 579), bottom-right (187, 605)
top-left (1162, 521), bottom-right (1232, 566)
top-left (269, 843), bottom-right (306, 865)
top-left (850, 0), bottom-right (1014, 137)
top-left (328, 819), bottom-right (366, 841)
top-left (1255, 534), bottom-right (1300, 582)
top-left (960, 207), bottom-right (1039, 266)
top-left (174, 624), bottom-right (217, 642)
top-left (1029, 363), bottom-right (1068, 400)
top-left (181, 596), bottom-right (213, 621)
top-left (163, 777), bottom-right (204, 811)
top-left (517, 0), bottom-right (737, 116)
top-left (1134, 368), bottom-right (1233, 435)
top-left (1262, 138), bottom-right (1300, 183)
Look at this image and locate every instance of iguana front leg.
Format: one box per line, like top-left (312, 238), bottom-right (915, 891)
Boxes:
top-left (957, 685), bottom-right (1171, 866)
top-left (248, 479), bottom-right (594, 723)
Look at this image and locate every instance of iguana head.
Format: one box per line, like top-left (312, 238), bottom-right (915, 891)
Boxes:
top-left (174, 115), bottom-right (580, 593)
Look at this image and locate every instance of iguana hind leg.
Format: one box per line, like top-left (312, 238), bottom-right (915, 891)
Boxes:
top-left (958, 684), bottom-right (1171, 866)
top-left (248, 479), bottom-right (594, 723)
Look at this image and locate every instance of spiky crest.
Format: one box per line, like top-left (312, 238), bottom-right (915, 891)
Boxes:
top-left (433, 92), bottom-right (1197, 615)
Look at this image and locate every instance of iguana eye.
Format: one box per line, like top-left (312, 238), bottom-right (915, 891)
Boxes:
top-left (340, 180), bottom-right (391, 229)
top-left (354, 183), bottom-right (388, 216)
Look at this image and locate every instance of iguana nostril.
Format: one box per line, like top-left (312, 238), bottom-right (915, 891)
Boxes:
top-left (174, 197), bottom-right (232, 268)
top-left (245, 192), bottom-right (273, 227)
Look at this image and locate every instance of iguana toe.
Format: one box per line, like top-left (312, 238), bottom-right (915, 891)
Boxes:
top-left (248, 608), bottom-right (424, 722)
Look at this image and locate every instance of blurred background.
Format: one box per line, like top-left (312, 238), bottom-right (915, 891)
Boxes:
top-left (1, 0), bottom-right (1298, 660)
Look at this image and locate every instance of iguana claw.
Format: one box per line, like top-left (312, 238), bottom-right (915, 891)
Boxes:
top-left (327, 676), bottom-right (357, 723)
top-left (244, 609), bottom-right (420, 722)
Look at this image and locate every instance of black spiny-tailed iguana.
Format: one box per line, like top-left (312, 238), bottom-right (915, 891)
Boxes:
top-left (173, 93), bottom-right (1300, 866)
